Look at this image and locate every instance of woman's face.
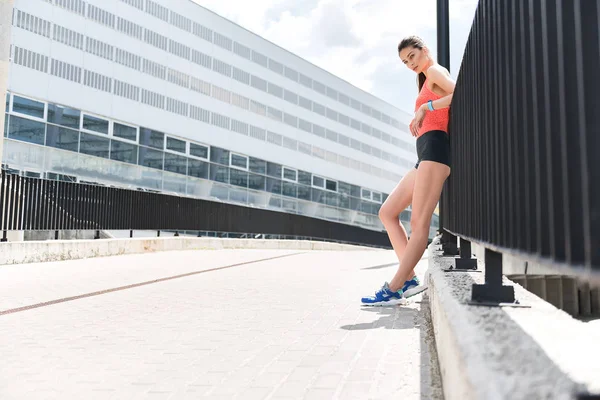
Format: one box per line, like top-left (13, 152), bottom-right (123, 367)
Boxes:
top-left (399, 46), bottom-right (428, 74)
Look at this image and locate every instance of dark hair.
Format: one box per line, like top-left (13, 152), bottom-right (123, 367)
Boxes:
top-left (398, 35), bottom-right (427, 91)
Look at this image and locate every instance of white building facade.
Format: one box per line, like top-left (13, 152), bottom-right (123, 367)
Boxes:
top-left (3, 0), bottom-right (423, 234)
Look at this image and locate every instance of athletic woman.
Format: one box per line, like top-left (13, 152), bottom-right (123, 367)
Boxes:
top-left (362, 36), bottom-right (455, 305)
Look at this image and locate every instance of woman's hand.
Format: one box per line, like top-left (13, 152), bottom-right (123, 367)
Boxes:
top-left (410, 104), bottom-right (427, 137)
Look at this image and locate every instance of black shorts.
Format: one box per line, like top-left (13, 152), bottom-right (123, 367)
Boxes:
top-left (414, 130), bottom-right (450, 169)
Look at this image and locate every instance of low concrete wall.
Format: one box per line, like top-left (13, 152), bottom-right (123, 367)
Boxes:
top-left (0, 237), bottom-right (375, 266)
top-left (427, 236), bottom-right (599, 400)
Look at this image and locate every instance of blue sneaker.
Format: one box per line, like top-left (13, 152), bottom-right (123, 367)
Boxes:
top-left (361, 282), bottom-right (407, 306)
top-left (402, 276), bottom-right (427, 298)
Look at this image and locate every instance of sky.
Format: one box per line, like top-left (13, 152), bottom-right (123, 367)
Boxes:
top-left (191, 0), bottom-right (479, 114)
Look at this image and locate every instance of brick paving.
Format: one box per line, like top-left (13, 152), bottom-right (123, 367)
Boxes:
top-left (0, 247), bottom-right (442, 399)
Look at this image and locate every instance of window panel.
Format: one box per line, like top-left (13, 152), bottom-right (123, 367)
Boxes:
top-left (7, 116), bottom-right (45, 145)
top-left (282, 167), bottom-right (297, 182)
top-left (209, 164), bottom-right (229, 183)
top-left (249, 157), bottom-right (266, 174)
top-left (80, 132), bottom-right (109, 158)
top-left (190, 143), bottom-right (209, 159)
top-left (46, 125), bottom-right (79, 152)
top-left (113, 123), bottom-right (137, 141)
top-left (110, 140), bottom-right (138, 164)
top-left (248, 173), bottom-right (266, 191)
top-left (297, 184), bottom-right (311, 201)
top-left (12, 96), bottom-right (44, 119)
top-left (282, 181), bottom-right (297, 198)
top-left (82, 114), bottom-right (109, 134)
top-left (326, 179), bottom-right (337, 192)
top-left (47, 104), bottom-right (80, 128)
top-left (139, 127), bottom-right (164, 149)
top-left (266, 177), bottom-right (281, 194)
top-left (267, 162), bottom-right (282, 178)
top-left (298, 170), bottom-right (311, 186)
top-left (230, 153), bottom-right (248, 169)
top-left (164, 152), bottom-right (187, 175)
top-left (312, 176), bottom-right (324, 188)
top-left (188, 159), bottom-right (209, 179)
top-left (210, 146), bottom-right (229, 165)
top-left (166, 137), bottom-right (186, 153)
top-left (229, 168), bottom-right (248, 188)
top-left (138, 146), bottom-right (163, 170)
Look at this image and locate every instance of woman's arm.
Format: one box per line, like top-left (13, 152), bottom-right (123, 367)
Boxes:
top-left (409, 66), bottom-right (456, 136)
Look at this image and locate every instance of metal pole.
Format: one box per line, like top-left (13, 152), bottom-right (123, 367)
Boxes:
top-left (0, 0), bottom-right (15, 164)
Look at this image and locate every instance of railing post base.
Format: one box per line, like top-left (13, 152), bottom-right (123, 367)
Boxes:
top-left (469, 248), bottom-right (518, 306)
top-left (455, 238), bottom-right (478, 270)
top-left (441, 230), bottom-right (458, 256)
top-left (1, 231), bottom-right (7, 242)
top-left (94, 230), bottom-right (100, 240)
top-left (130, 230), bottom-right (133, 238)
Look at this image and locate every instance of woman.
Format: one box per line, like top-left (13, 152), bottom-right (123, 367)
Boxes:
top-left (362, 36), bottom-right (455, 306)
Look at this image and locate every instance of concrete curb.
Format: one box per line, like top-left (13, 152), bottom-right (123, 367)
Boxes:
top-left (426, 236), bottom-right (599, 400)
top-left (0, 237), bottom-right (377, 266)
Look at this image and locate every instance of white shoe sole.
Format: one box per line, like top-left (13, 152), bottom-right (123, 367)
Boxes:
top-left (404, 285), bottom-right (427, 298)
top-left (361, 298), bottom-right (408, 306)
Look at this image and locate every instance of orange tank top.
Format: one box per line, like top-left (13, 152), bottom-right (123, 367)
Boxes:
top-left (414, 79), bottom-right (449, 137)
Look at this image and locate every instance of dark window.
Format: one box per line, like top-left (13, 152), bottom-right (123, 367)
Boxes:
top-left (350, 184), bottom-right (361, 198)
top-left (282, 167), bottom-right (297, 181)
top-left (82, 114), bottom-right (109, 134)
top-left (164, 152), bottom-right (187, 175)
top-left (297, 184), bottom-right (311, 201)
top-left (209, 164), bottom-right (229, 183)
top-left (282, 181), bottom-right (297, 198)
top-left (79, 132), bottom-right (109, 158)
top-left (110, 140), bottom-right (138, 164)
top-left (166, 137), bottom-right (186, 153)
top-left (326, 179), bottom-right (337, 192)
top-left (267, 162), bottom-right (281, 178)
top-left (139, 127), bottom-right (164, 149)
top-left (188, 159), bottom-right (209, 179)
top-left (311, 188), bottom-right (326, 204)
top-left (8, 116), bottom-right (45, 145)
top-left (338, 181), bottom-right (351, 195)
top-left (113, 123), bottom-right (137, 141)
top-left (298, 170), bottom-right (311, 186)
top-left (190, 143), bottom-right (208, 159)
top-left (230, 154), bottom-right (248, 169)
top-left (46, 125), bottom-right (79, 152)
top-left (248, 173), bottom-right (265, 191)
top-left (12, 96), bottom-right (44, 119)
top-left (249, 157), bottom-right (266, 174)
top-left (229, 168), bottom-right (248, 187)
top-left (138, 147), bottom-right (163, 169)
top-left (47, 104), bottom-right (80, 128)
top-left (210, 146), bottom-right (229, 165)
top-left (266, 177), bottom-right (281, 194)
top-left (326, 192), bottom-right (340, 207)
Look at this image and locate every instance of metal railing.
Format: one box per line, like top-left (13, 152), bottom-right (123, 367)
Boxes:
top-left (440, 0), bottom-right (600, 303)
top-left (0, 170), bottom-right (392, 248)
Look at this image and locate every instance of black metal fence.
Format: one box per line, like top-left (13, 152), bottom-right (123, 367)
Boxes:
top-left (0, 170), bottom-right (391, 248)
top-left (441, 0), bottom-right (599, 302)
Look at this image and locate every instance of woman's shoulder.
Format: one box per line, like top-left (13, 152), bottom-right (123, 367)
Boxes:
top-left (427, 64), bottom-right (451, 80)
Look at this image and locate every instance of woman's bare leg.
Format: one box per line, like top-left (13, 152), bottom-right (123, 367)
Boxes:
top-left (388, 161), bottom-right (450, 292)
top-left (378, 168), bottom-right (417, 276)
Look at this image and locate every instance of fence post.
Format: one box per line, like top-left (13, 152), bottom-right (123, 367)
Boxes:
top-left (470, 248), bottom-right (515, 305)
top-left (455, 238), bottom-right (478, 270)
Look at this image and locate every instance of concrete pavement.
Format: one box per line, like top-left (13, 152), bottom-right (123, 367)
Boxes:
top-left (0, 248), bottom-right (442, 399)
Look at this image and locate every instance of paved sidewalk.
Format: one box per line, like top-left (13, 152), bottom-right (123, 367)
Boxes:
top-left (0, 247), bottom-right (442, 399)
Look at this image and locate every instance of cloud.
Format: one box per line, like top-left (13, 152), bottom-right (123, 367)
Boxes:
top-left (192, 0), bottom-right (479, 114)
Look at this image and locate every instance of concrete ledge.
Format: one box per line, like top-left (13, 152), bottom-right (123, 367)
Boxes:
top-left (0, 237), bottom-right (377, 266)
top-left (427, 236), bottom-right (600, 400)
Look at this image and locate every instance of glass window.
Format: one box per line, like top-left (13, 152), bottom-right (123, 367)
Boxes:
top-left (338, 181), bottom-right (351, 195)
top-left (138, 147), bottom-right (164, 169)
top-left (282, 181), bottom-right (297, 198)
top-left (230, 168), bottom-right (248, 187)
top-left (190, 143), bottom-right (209, 159)
top-left (46, 125), bottom-right (79, 152)
top-left (326, 179), bottom-right (337, 192)
top-left (230, 153), bottom-right (248, 170)
top-left (210, 164), bottom-right (229, 183)
top-left (8, 116), bottom-right (45, 145)
top-left (139, 127), bottom-right (164, 149)
top-left (339, 194), bottom-right (350, 209)
top-left (166, 137), bottom-right (186, 153)
top-left (248, 173), bottom-right (266, 191)
top-left (372, 192), bottom-right (382, 203)
top-left (210, 146), bottom-right (229, 165)
top-left (282, 167), bottom-right (297, 182)
top-left (267, 162), bottom-right (282, 178)
top-left (311, 188), bottom-right (326, 204)
top-left (361, 189), bottom-right (372, 200)
top-left (82, 114), bottom-right (109, 134)
top-left (326, 192), bottom-right (340, 207)
top-left (188, 159), bottom-right (209, 179)
top-left (297, 184), bottom-right (311, 201)
top-left (298, 170), bottom-right (311, 186)
top-left (312, 175), bottom-right (325, 188)
top-left (110, 140), bottom-right (138, 164)
top-left (164, 152), bottom-right (187, 175)
top-left (266, 177), bottom-right (281, 194)
top-left (5, 93), bottom-right (9, 112)
top-left (113, 123), bottom-right (137, 141)
top-left (351, 184), bottom-right (361, 198)
top-left (12, 96), bottom-right (44, 119)
top-left (249, 157), bottom-right (266, 174)
top-left (47, 104), bottom-right (80, 128)
top-left (79, 132), bottom-right (109, 158)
